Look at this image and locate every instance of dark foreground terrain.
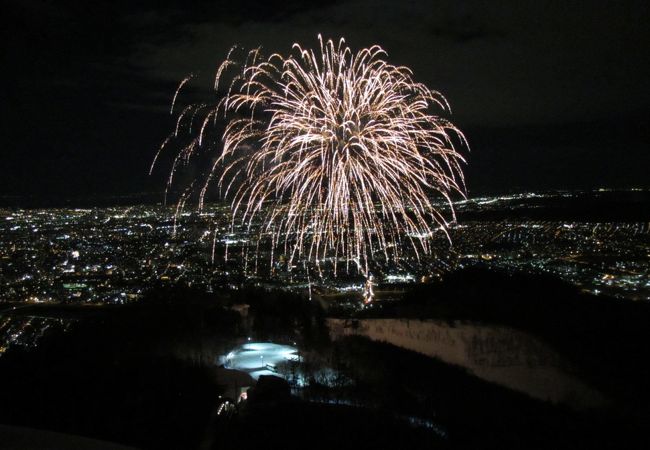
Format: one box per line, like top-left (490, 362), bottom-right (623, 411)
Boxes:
top-left (0, 269), bottom-right (648, 449)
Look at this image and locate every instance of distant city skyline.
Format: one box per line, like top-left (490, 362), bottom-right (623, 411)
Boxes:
top-left (1, 190), bottom-right (648, 318)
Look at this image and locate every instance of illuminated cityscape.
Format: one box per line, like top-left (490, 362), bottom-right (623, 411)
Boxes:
top-left (1, 190), bottom-right (647, 314)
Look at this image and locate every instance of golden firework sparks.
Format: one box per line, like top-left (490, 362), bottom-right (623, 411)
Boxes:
top-left (155, 35), bottom-right (468, 275)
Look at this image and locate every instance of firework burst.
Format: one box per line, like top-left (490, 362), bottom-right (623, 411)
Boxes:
top-left (156, 35), bottom-right (467, 275)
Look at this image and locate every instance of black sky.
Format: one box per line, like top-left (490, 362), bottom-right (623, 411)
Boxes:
top-left (1, 0), bottom-right (649, 205)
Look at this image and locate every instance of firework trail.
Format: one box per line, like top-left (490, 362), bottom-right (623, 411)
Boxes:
top-left (155, 35), bottom-right (467, 275)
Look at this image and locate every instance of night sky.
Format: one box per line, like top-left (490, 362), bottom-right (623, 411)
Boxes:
top-left (2, 0), bottom-right (649, 205)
